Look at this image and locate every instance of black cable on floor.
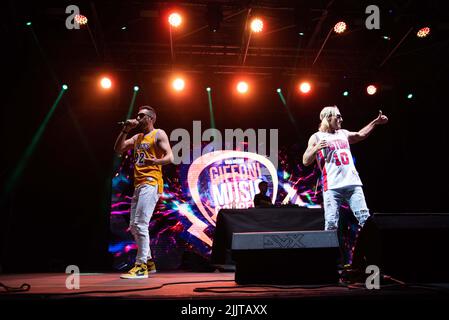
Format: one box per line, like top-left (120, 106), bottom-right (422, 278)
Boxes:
top-left (194, 283), bottom-right (352, 293)
top-left (38, 279), bottom-right (236, 298)
top-left (0, 282), bottom-right (31, 293)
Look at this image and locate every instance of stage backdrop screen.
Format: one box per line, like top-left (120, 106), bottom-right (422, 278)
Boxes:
top-left (110, 147), bottom-right (323, 270)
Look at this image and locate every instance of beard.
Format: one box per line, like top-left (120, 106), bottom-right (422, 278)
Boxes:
top-left (137, 121), bottom-right (152, 133)
top-left (136, 121), bottom-right (144, 131)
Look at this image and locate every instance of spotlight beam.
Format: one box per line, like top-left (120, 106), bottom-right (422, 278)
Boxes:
top-left (277, 90), bottom-right (287, 105)
top-left (306, 0), bottom-right (335, 49)
top-left (126, 88), bottom-right (139, 121)
top-left (242, 30), bottom-right (253, 66)
top-left (112, 87), bottom-right (139, 182)
top-left (169, 26), bottom-right (175, 62)
top-left (276, 90), bottom-right (300, 138)
top-left (25, 21), bottom-right (98, 175)
top-left (1, 88), bottom-right (66, 202)
top-left (312, 27), bottom-right (332, 66)
top-left (379, 27), bottom-right (413, 67)
top-left (239, 8), bottom-right (252, 65)
top-left (89, 2), bottom-right (107, 59)
top-left (206, 89), bottom-right (216, 129)
top-left (87, 25), bottom-right (101, 58)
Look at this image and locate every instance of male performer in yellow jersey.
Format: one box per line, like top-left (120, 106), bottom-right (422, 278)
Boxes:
top-left (114, 106), bottom-right (174, 279)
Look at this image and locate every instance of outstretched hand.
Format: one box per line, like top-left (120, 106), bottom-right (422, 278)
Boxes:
top-left (374, 110), bottom-right (388, 125)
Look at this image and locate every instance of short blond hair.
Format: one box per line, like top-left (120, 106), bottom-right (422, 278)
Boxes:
top-left (318, 105), bottom-right (339, 132)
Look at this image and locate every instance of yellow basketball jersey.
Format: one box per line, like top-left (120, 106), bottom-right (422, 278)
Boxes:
top-left (133, 129), bottom-right (163, 193)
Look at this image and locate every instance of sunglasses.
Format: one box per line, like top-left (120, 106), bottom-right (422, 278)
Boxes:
top-left (137, 113), bottom-right (151, 120)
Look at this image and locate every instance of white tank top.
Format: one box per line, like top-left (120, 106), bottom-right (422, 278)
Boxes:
top-left (314, 130), bottom-right (362, 191)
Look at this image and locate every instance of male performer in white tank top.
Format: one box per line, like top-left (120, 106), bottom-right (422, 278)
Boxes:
top-left (303, 105), bottom-right (388, 231)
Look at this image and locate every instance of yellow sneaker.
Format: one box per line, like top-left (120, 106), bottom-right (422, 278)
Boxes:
top-left (120, 263), bottom-right (148, 279)
top-left (147, 259), bottom-right (157, 274)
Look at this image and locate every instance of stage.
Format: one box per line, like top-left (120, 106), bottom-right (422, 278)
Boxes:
top-left (3, 2), bottom-right (449, 317)
top-left (1, 272), bottom-right (448, 301)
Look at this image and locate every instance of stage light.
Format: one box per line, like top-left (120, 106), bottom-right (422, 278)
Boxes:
top-left (334, 21), bottom-right (347, 34)
top-left (294, 4), bottom-right (311, 39)
top-left (250, 18), bottom-right (263, 33)
top-left (366, 85), bottom-right (377, 95)
top-left (75, 14), bottom-right (88, 25)
top-left (26, 21), bottom-right (32, 26)
top-left (62, 84), bottom-right (68, 90)
top-left (417, 27), bottom-right (430, 38)
top-left (343, 91), bottom-right (349, 96)
top-left (100, 77), bottom-right (112, 89)
top-left (121, 26), bottom-right (127, 30)
top-left (133, 86), bottom-right (139, 92)
top-left (168, 13), bottom-right (182, 28)
top-left (277, 88), bottom-right (287, 106)
top-left (407, 93), bottom-right (413, 99)
top-left (299, 82), bottom-right (311, 94)
top-left (172, 78), bottom-right (185, 91)
top-left (237, 81), bottom-right (249, 94)
top-left (383, 35), bottom-right (391, 40)
top-left (206, 87), bottom-right (216, 129)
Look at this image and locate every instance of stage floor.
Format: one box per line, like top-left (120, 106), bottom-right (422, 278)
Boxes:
top-left (1, 271), bottom-right (449, 301)
top-left (1, 272), bottom-right (449, 317)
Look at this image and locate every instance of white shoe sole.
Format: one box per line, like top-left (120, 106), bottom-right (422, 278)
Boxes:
top-left (120, 274), bottom-right (149, 279)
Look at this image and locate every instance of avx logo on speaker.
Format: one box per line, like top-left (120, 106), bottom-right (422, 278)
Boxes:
top-left (263, 234), bottom-right (305, 249)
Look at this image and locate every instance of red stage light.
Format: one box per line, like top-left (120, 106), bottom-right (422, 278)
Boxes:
top-left (75, 14), bottom-right (88, 25)
top-left (250, 18), bottom-right (263, 33)
top-left (299, 82), bottom-right (311, 94)
top-left (417, 27), bottom-right (430, 38)
top-left (100, 77), bottom-right (112, 89)
top-left (236, 81), bottom-right (249, 94)
top-left (168, 13), bottom-right (182, 27)
top-left (172, 78), bottom-right (185, 91)
top-left (334, 21), bottom-right (347, 34)
top-left (366, 85), bottom-right (377, 95)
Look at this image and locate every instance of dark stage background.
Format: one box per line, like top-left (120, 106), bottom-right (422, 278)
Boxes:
top-left (1, 0), bottom-right (448, 273)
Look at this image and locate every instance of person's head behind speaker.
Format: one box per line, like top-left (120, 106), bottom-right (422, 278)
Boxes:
top-left (254, 181), bottom-right (272, 208)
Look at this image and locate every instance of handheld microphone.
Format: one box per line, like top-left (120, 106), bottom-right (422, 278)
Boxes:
top-left (117, 120), bottom-right (132, 126)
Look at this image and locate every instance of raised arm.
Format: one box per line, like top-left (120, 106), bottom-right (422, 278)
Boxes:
top-left (346, 110), bottom-right (388, 144)
top-left (302, 134), bottom-right (328, 166)
top-left (114, 120), bottom-right (139, 154)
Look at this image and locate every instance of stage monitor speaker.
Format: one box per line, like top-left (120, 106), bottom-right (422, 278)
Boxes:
top-left (352, 213), bottom-right (449, 283)
top-left (231, 230), bottom-right (340, 284)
